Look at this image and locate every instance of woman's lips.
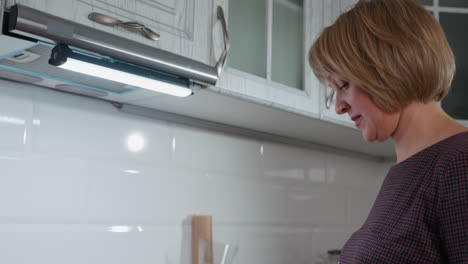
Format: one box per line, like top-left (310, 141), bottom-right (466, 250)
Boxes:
top-left (351, 115), bottom-right (363, 127)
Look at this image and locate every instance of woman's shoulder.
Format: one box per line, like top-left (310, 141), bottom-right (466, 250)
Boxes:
top-left (431, 131), bottom-right (468, 173)
top-left (390, 131), bottom-right (468, 171)
top-left (434, 130), bottom-right (468, 156)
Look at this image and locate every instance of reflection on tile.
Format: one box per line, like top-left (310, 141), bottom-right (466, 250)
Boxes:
top-left (107, 226), bottom-right (133, 233)
top-left (125, 132), bottom-right (146, 152)
top-left (124, 169), bottom-right (141, 174)
top-left (0, 115), bottom-right (26, 125)
top-left (171, 136), bottom-right (176, 154)
top-left (264, 168), bottom-right (306, 180)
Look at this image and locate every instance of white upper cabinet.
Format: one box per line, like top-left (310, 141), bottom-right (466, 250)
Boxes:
top-left (216, 0), bottom-right (321, 117)
top-left (217, 0), bottom-right (359, 125)
top-left (4, 0), bottom-right (217, 65)
top-left (318, 0), bottom-right (358, 128)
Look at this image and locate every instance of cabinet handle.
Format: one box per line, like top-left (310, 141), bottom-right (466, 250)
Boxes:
top-left (88, 12), bottom-right (160, 41)
top-left (325, 88), bottom-right (335, 109)
top-left (215, 6), bottom-right (230, 76)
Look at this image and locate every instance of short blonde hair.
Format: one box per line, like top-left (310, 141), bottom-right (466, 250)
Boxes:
top-left (309, 0), bottom-right (455, 113)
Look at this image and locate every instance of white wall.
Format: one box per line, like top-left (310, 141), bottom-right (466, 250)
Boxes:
top-left (0, 79), bottom-right (391, 264)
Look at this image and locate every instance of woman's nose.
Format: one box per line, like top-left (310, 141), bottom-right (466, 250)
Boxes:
top-left (335, 95), bottom-right (350, 115)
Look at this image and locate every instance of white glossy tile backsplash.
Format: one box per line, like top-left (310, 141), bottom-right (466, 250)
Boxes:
top-left (0, 86), bottom-right (32, 155)
top-left (0, 80), bottom-right (390, 264)
top-left (286, 184), bottom-right (347, 225)
top-left (325, 153), bottom-right (380, 186)
top-left (173, 124), bottom-right (261, 175)
top-left (261, 142), bottom-right (326, 182)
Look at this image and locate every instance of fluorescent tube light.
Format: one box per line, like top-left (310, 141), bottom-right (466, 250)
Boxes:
top-left (49, 44), bottom-right (192, 97)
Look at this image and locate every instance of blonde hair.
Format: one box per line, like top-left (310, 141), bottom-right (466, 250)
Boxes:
top-left (309, 0), bottom-right (455, 112)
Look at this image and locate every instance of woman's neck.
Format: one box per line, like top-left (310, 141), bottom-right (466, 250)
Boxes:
top-left (392, 101), bottom-right (467, 163)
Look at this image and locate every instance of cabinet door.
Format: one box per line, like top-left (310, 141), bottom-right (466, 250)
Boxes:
top-left (319, 0), bottom-right (358, 127)
top-left (216, 0), bottom-right (321, 118)
top-left (5, 0), bottom-right (215, 65)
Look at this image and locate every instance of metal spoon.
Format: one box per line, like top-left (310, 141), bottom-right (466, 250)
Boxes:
top-left (88, 12), bottom-right (160, 41)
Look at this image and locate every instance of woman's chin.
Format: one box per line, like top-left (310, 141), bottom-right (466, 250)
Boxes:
top-left (362, 136), bottom-right (376, 142)
top-left (361, 129), bottom-right (377, 142)
top-left (362, 130), bottom-right (390, 142)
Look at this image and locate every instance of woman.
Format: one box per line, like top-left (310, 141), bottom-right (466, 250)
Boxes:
top-left (309, 0), bottom-right (468, 263)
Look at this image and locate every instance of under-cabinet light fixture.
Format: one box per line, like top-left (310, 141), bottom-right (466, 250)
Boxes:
top-left (48, 44), bottom-right (193, 97)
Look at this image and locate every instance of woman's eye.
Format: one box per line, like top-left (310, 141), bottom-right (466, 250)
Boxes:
top-left (339, 82), bottom-right (349, 90)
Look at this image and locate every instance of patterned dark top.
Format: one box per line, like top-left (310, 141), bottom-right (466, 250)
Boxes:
top-left (340, 131), bottom-right (468, 263)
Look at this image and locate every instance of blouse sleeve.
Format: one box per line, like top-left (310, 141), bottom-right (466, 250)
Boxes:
top-left (437, 151), bottom-right (468, 262)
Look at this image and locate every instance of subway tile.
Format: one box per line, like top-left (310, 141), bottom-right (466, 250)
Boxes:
top-left (0, 158), bottom-right (24, 218)
top-left (326, 154), bottom-right (379, 186)
top-left (261, 142), bottom-right (326, 182)
top-left (375, 161), bottom-right (395, 186)
top-left (347, 189), bottom-right (379, 226)
top-left (164, 169), bottom-right (217, 222)
top-left (173, 124), bottom-right (261, 175)
top-left (286, 185), bottom-right (347, 225)
top-left (2, 155), bottom-right (88, 220)
top-left (82, 163), bottom-right (175, 223)
top-left (208, 174), bottom-right (287, 224)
